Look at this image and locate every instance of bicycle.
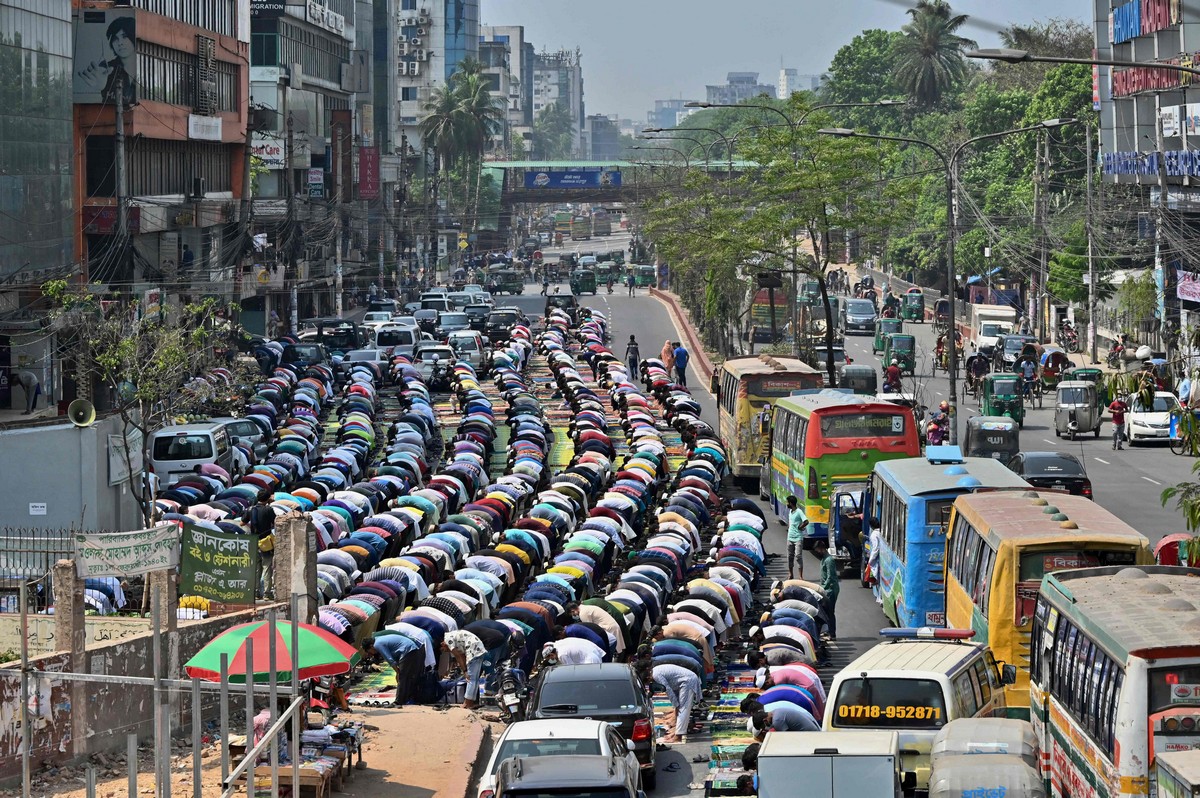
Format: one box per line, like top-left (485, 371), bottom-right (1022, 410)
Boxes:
top-left (1170, 407), bottom-right (1200, 456)
top-left (1022, 374), bottom-right (1042, 408)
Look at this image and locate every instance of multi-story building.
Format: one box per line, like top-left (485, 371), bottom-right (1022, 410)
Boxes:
top-left (777, 69), bottom-right (823, 99)
top-left (73, 0), bottom-right (251, 327)
top-left (479, 38), bottom-right (511, 152)
top-left (394, 0), bottom-right (479, 149)
top-left (0, 0), bottom-right (74, 412)
top-left (706, 72), bottom-right (775, 106)
top-left (533, 48), bottom-right (585, 155)
top-left (585, 114), bottom-right (620, 161)
top-left (647, 98), bottom-right (696, 130)
top-left (481, 25), bottom-right (533, 150)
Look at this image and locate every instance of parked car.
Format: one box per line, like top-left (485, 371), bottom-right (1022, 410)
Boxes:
top-left (841, 298), bottom-right (878, 336)
top-left (995, 333), bottom-right (1039, 369)
top-left (375, 325), bottom-right (419, 359)
top-left (477, 719), bottom-right (640, 798)
top-left (281, 342), bottom-right (328, 367)
top-left (362, 311), bottom-right (394, 327)
top-left (1006, 451), bottom-right (1093, 498)
top-left (415, 345), bottom-right (456, 381)
top-left (486, 309), bottom-right (522, 343)
top-left (447, 330), bottom-right (490, 370)
top-left (448, 291), bottom-right (475, 309)
top-left (1125, 390), bottom-right (1180, 443)
top-left (147, 422), bottom-right (234, 485)
top-left (339, 348), bottom-right (389, 381)
top-left (526, 663), bottom-right (656, 789)
top-left (211, 416), bottom-right (270, 461)
top-left (367, 298), bottom-right (398, 314)
top-left (464, 303), bottom-right (492, 332)
top-left (420, 295), bottom-right (454, 313)
top-left (813, 345), bottom-right (852, 385)
top-left (463, 284), bottom-right (486, 295)
top-left (492, 752), bottom-right (642, 798)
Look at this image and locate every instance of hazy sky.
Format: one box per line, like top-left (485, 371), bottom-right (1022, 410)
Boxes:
top-left (481, 0), bottom-right (1089, 120)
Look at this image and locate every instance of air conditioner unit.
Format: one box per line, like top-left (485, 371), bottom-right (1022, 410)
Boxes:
top-left (416, 27), bottom-right (426, 36)
top-left (415, 49), bottom-right (427, 61)
top-left (398, 35), bottom-right (407, 44)
top-left (191, 177), bottom-right (207, 200)
top-left (418, 14), bottom-right (430, 24)
top-left (398, 62), bottom-right (408, 76)
top-left (410, 37), bottom-right (423, 47)
top-left (410, 61), bottom-right (421, 76)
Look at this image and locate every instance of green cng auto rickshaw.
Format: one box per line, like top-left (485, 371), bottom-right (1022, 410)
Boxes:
top-left (594, 261), bottom-right (616, 282)
top-left (839, 364), bottom-right (878, 395)
top-left (491, 269), bottom-right (524, 295)
top-left (902, 290), bottom-right (925, 322)
top-left (872, 318), bottom-right (904, 354)
top-left (883, 333), bottom-right (917, 375)
top-left (635, 264), bottom-right (656, 287)
top-left (981, 373), bottom-right (1025, 427)
top-left (569, 269), bottom-right (597, 295)
top-left (964, 415), bottom-right (1020, 461)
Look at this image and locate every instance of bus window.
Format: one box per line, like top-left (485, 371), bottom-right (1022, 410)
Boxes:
top-left (1150, 665), bottom-right (1200, 711)
top-left (973, 544), bottom-right (996, 609)
top-left (820, 411), bottom-right (908, 438)
top-left (925, 499), bottom-right (953, 526)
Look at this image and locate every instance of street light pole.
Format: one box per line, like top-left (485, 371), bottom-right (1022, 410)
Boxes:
top-left (630, 145), bottom-right (690, 170)
top-left (640, 134), bottom-right (710, 171)
top-left (648, 125), bottom-right (736, 178)
top-left (818, 118), bottom-right (1077, 445)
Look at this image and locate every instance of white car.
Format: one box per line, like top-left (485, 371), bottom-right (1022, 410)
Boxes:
top-left (362, 311), bottom-right (394, 326)
top-left (477, 719), bottom-right (638, 798)
top-left (1126, 391), bottom-right (1180, 442)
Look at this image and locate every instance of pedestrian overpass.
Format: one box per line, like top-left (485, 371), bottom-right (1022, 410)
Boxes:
top-left (484, 159), bottom-right (750, 205)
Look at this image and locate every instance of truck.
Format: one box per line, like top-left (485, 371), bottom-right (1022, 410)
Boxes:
top-left (971, 304), bottom-right (1017, 358)
top-left (757, 731), bottom-right (913, 798)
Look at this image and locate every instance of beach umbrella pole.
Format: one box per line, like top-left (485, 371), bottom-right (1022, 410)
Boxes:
top-left (219, 653), bottom-right (229, 786)
top-left (290, 593), bottom-right (300, 798)
top-left (244, 638), bottom-right (254, 781)
top-left (268, 609), bottom-right (279, 798)
top-left (191, 677), bottom-right (202, 798)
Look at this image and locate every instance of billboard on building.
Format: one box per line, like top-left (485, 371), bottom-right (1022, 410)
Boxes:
top-left (523, 169), bottom-right (622, 189)
top-left (73, 9), bottom-right (137, 105)
top-left (358, 146), bottom-right (380, 199)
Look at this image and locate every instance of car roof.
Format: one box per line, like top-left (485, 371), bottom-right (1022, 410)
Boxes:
top-left (540, 663), bottom-right (633, 683)
top-left (499, 719), bottom-right (610, 742)
top-left (154, 422), bottom-right (223, 435)
top-left (840, 639), bottom-right (987, 677)
top-left (497, 754), bottom-right (628, 789)
top-left (1022, 451), bottom-right (1081, 464)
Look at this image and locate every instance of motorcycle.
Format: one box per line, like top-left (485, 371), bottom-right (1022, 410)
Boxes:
top-left (1058, 323), bottom-right (1080, 353)
top-left (493, 657), bottom-right (528, 723)
top-left (428, 363), bottom-right (452, 392)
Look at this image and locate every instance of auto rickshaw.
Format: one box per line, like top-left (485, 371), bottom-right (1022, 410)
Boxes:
top-left (495, 269), bottom-right (524, 295)
top-left (902, 289), bottom-right (925, 322)
top-left (593, 261), bottom-right (615, 282)
top-left (569, 268), bottom-right (597, 295)
top-left (839, 364), bottom-right (878, 395)
top-left (1040, 346), bottom-right (1072, 392)
top-left (981, 373), bottom-right (1025, 426)
top-left (964, 351), bottom-right (991, 399)
top-left (964, 415), bottom-right (1020, 461)
top-left (802, 278), bottom-right (822, 300)
top-left (933, 297), bottom-right (950, 334)
top-left (883, 333), bottom-right (917, 375)
top-left (1153, 533), bottom-right (1200, 566)
top-left (872, 317), bottom-right (903, 354)
top-left (1054, 380), bottom-right (1102, 440)
top-left (928, 755), bottom-right (1045, 798)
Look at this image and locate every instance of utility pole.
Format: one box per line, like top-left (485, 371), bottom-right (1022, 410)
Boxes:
top-left (334, 123), bottom-right (343, 318)
top-left (114, 75), bottom-right (127, 242)
top-left (1154, 94), bottom-right (1170, 348)
top-left (1086, 122), bottom-right (1098, 364)
top-left (1041, 132), bottom-right (1052, 339)
top-left (286, 112), bottom-right (298, 335)
top-left (1032, 130), bottom-right (1046, 339)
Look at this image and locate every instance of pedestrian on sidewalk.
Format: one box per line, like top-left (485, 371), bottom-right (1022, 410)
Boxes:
top-left (625, 334), bottom-right (641, 378)
top-left (785, 496), bottom-right (807, 580)
top-left (362, 634), bottom-right (424, 706)
top-left (660, 340), bottom-right (675, 374)
top-left (673, 342), bottom-right (689, 387)
top-left (1109, 395), bottom-right (1129, 450)
top-left (653, 662), bottom-right (701, 743)
top-left (17, 370), bottom-right (40, 414)
top-left (813, 539), bottom-right (839, 641)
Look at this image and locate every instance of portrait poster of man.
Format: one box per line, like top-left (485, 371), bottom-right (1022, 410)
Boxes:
top-left (74, 9), bottom-right (137, 105)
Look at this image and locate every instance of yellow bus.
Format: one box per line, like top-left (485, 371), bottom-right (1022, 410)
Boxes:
top-left (942, 490), bottom-right (1151, 718)
top-left (716, 355), bottom-right (822, 488)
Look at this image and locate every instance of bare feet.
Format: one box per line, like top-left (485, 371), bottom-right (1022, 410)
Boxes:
top-left (463, 699), bottom-right (478, 709)
top-left (660, 734), bottom-right (680, 744)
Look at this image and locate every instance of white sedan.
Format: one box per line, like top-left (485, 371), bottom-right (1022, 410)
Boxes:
top-left (1126, 391), bottom-right (1180, 443)
top-left (478, 719), bottom-right (638, 798)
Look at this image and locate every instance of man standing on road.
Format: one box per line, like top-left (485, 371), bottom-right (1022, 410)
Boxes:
top-left (626, 271), bottom-right (636, 296)
top-left (1109, 394), bottom-right (1129, 450)
top-left (625, 335), bottom-right (640, 378)
top-left (785, 495), bottom-right (807, 580)
top-left (244, 491), bottom-right (276, 599)
top-left (673, 342), bottom-right (689, 387)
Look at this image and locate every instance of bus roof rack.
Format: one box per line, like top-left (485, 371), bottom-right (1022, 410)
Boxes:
top-left (880, 627), bottom-right (977, 641)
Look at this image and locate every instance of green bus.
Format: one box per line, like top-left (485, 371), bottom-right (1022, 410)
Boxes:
top-left (764, 391), bottom-right (920, 541)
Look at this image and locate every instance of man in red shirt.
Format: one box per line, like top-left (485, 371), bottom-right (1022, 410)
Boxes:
top-left (884, 360), bottom-right (902, 391)
top-left (1108, 396), bottom-right (1129, 450)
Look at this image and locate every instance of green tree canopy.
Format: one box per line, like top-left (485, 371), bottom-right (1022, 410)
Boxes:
top-left (892, 0), bottom-right (977, 108)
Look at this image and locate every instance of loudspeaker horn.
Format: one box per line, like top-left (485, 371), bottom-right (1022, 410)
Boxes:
top-left (68, 399), bottom-right (96, 428)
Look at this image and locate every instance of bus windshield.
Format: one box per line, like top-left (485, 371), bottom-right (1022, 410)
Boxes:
top-left (831, 677), bottom-right (947, 729)
top-left (820, 412), bottom-right (907, 439)
top-left (1150, 665), bottom-right (1200, 711)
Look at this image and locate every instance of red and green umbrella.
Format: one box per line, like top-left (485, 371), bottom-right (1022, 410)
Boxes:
top-left (184, 619), bottom-right (360, 683)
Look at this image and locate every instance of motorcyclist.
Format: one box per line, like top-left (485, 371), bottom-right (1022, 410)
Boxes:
top-left (882, 304), bottom-right (897, 319)
top-left (926, 420), bottom-right (946, 446)
top-left (884, 359), bottom-right (902, 392)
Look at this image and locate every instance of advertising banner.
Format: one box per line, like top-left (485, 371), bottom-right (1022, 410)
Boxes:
top-left (358, 146), bottom-right (380, 199)
top-left (74, 10), bottom-right (137, 105)
top-left (73, 525), bottom-right (178, 579)
top-left (1177, 268), bottom-right (1200, 303)
top-left (1162, 105), bottom-right (1181, 138)
top-left (179, 524), bottom-right (259, 605)
top-left (524, 169), bottom-right (622, 189)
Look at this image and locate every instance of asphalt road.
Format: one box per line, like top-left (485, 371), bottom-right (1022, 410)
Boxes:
top-left (502, 237), bottom-right (1195, 795)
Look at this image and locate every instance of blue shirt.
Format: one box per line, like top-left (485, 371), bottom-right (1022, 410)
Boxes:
top-left (673, 347), bottom-right (689, 369)
top-left (371, 633), bottom-right (419, 667)
top-left (768, 702), bottom-right (822, 732)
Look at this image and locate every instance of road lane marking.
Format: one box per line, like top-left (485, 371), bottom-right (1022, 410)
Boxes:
top-left (1094, 457), bottom-right (1110, 465)
top-left (1141, 476), bottom-right (1162, 485)
top-left (1043, 439), bottom-right (1057, 446)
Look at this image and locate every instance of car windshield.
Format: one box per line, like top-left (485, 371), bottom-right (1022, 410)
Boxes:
top-left (1134, 395), bottom-right (1179, 413)
top-left (452, 337), bottom-right (479, 351)
top-left (1028, 456), bottom-right (1084, 475)
top-left (891, 338), bottom-right (913, 352)
top-left (490, 312), bottom-right (518, 324)
top-left (831, 677), bottom-right (948, 730)
top-left (376, 329), bottom-right (414, 347)
top-left (1019, 549), bottom-right (1136, 582)
top-left (466, 305), bottom-right (490, 316)
top-left (492, 737), bottom-right (602, 770)
top-left (847, 301), bottom-right (875, 315)
top-left (1151, 665), bottom-right (1200, 712)
top-left (980, 323), bottom-right (1007, 337)
top-left (322, 331), bottom-right (357, 349)
top-left (1005, 337), bottom-right (1033, 353)
top-left (153, 434), bottom-right (213, 460)
top-left (993, 378), bottom-right (1019, 395)
top-left (539, 679), bottom-right (640, 713)
top-left (440, 313), bottom-right (468, 326)
top-left (1057, 387), bottom-right (1091, 405)
top-left (283, 345), bottom-right (322, 363)
top-left (419, 349), bottom-right (453, 363)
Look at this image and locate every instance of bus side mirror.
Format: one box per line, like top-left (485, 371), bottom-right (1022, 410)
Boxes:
top-left (1001, 664), bottom-right (1017, 685)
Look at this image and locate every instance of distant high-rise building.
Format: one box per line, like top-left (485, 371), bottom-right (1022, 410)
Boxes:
top-left (481, 24), bottom-right (534, 150)
top-left (533, 48), bottom-right (585, 156)
top-left (706, 72), bottom-right (775, 106)
top-left (586, 115), bottom-right (621, 161)
top-left (778, 69), bottom-right (825, 98)
top-left (647, 99), bottom-right (697, 130)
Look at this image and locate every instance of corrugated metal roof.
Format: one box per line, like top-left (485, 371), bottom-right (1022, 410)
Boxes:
top-left (876, 457), bottom-right (1030, 497)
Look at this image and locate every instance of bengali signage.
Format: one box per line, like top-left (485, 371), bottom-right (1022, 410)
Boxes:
top-left (523, 169), bottom-right (622, 189)
top-left (1104, 149), bottom-right (1200, 176)
top-left (1111, 52), bottom-right (1196, 98)
top-left (179, 524), bottom-right (259, 604)
top-left (73, 525), bottom-right (179, 579)
top-left (188, 114), bottom-right (223, 142)
top-left (1177, 268), bottom-right (1200, 303)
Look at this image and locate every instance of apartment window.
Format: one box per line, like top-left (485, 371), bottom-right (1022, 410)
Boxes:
top-left (127, 139), bottom-right (233, 196)
top-left (401, 87), bottom-right (417, 101)
top-left (134, 0), bottom-right (237, 38)
top-left (402, 0), bottom-right (416, 9)
top-left (137, 42), bottom-right (192, 106)
top-left (251, 33), bottom-right (279, 67)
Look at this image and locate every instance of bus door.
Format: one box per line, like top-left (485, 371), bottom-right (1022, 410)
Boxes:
top-left (831, 486), bottom-right (865, 578)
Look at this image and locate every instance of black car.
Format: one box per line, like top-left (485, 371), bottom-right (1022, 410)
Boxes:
top-left (841, 298), bottom-right (878, 335)
top-left (435, 311), bottom-right (471, 338)
top-left (414, 308), bottom-right (439, 335)
top-left (544, 293), bottom-right (580, 324)
top-left (527, 663), bottom-right (657, 789)
top-left (996, 333), bottom-right (1039, 369)
top-left (464, 303), bottom-right (491, 332)
top-left (1007, 451), bottom-right (1093, 499)
top-left (485, 309), bottom-right (521, 343)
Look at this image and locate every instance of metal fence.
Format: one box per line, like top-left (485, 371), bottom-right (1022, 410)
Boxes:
top-left (0, 527), bottom-right (122, 581)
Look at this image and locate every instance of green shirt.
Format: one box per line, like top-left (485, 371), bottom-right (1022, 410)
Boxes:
top-left (820, 554), bottom-right (840, 599)
top-left (787, 508), bottom-right (808, 543)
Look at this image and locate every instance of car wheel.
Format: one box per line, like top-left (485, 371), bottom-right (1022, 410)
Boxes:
top-left (642, 766), bottom-right (657, 791)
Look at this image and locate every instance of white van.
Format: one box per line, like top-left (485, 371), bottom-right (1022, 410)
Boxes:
top-left (822, 628), bottom-right (1011, 791)
top-left (147, 422), bottom-right (234, 484)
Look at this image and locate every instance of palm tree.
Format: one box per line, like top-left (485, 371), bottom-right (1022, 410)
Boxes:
top-left (892, 0), bottom-right (977, 107)
top-left (533, 102), bottom-right (575, 160)
top-left (420, 84), bottom-right (461, 173)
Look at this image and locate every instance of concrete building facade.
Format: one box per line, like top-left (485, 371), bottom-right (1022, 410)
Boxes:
top-left (705, 71), bottom-right (774, 106)
top-left (533, 48), bottom-right (584, 156)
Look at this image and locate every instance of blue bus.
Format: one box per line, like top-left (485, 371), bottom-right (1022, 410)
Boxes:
top-left (863, 446), bottom-right (1030, 628)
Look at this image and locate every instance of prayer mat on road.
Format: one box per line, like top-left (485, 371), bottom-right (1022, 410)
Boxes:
top-left (345, 668), bottom-right (396, 706)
